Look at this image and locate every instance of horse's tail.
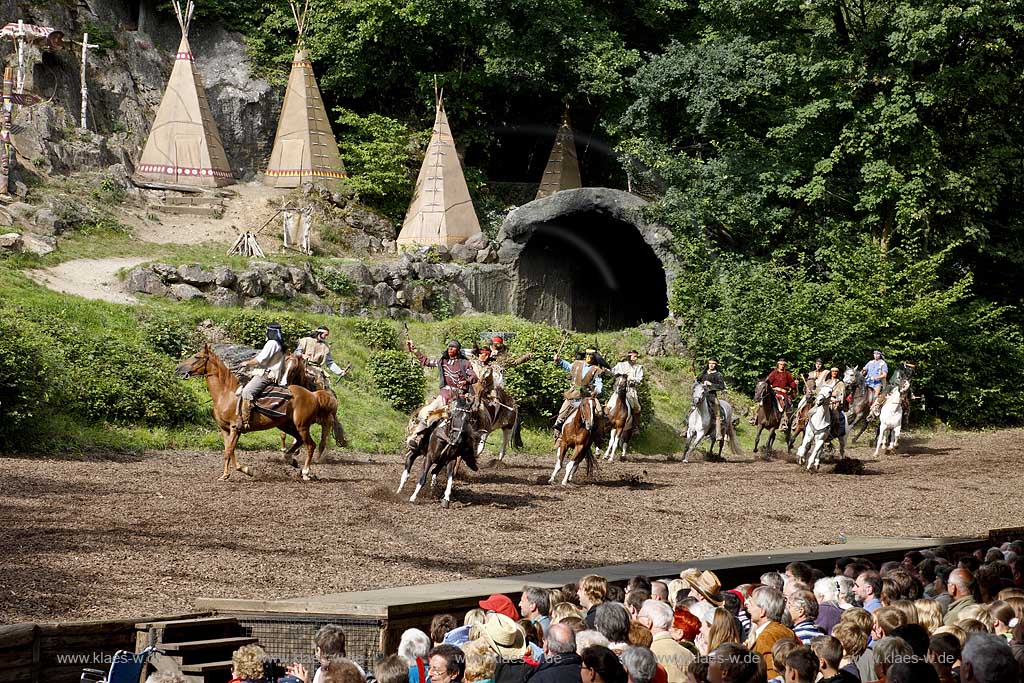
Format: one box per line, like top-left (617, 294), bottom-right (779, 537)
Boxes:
top-left (726, 415), bottom-right (742, 456)
top-left (582, 441), bottom-right (597, 476)
top-left (511, 411), bottom-right (524, 449)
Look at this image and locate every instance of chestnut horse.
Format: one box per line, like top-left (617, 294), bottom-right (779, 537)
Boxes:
top-left (550, 397), bottom-right (601, 485)
top-left (603, 374), bottom-right (635, 462)
top-left (175, 345), bottom-right (336, 481)
top-left (279, 353), bottom-right (345, 454)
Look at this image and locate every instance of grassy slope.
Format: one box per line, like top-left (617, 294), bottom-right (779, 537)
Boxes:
top-left (2, 221), bottom-right (771, 457)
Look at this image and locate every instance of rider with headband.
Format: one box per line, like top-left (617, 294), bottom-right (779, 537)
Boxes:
top-left (697, 359), bottom-right (726, 438)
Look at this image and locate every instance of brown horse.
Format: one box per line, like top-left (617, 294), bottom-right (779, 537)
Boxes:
top-left (603, 374), bottom-right (635, 462)
top-left (550, 398), bottom-right (601, 485)
top-left (174, 345), bottom-right (336, 481)
top-left (279, 353), bottom-right (346, 454)
top-left (405, 393), bottom-right (482, 508)
top-left (752, 379), bottom-right (788, 460)
top-left (472, 363), bottom-right (523, 461)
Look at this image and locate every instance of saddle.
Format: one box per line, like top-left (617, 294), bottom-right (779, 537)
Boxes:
top-left (253, 386), bottom-right (292, 418)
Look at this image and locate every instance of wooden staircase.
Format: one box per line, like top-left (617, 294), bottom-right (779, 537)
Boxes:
top-left (136, 615), bottom-right (255, 683)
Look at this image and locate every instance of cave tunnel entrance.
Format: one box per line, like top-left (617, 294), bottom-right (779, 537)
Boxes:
top-left (515, 212), bottom-right (669, 332)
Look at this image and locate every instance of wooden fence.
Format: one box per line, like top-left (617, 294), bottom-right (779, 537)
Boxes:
top-left (1, 616), bottom-right (150, 683)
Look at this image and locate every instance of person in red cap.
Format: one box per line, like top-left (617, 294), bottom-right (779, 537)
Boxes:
top-left (479, 593), bottom-right (520, 621)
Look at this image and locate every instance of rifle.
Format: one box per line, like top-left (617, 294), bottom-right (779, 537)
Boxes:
top-left (555, 329), bottom-right (570, 361)
top-left (333, 363), bottom-right (353, 385)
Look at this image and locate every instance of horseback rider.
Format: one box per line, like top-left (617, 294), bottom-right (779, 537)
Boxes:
top-left (294, 325), bottom-right (350, 446)
top-left (875, 360), bottom-right (918, 418)
top-left (763, 358), bottom-right (798, 426)
top-left (236, 322), bottom-right (287, 430)
top-left (819, 366), bottom-right (846, 439)
top-left (552, 347), bottom-right (607, 442)
top-left (805, 358), bottom-right (828, 395)
top-left (696, 358), bottom-right (726, 437)
top-left (610, 350), bottom-right (644, 424)
top-left (295, 326), bottom-right (349, 388)
top-left (405, 338), bottom-right (479, 453)
top-left (862, 350), bottom-right (888, 404)
top-left (488, 336), bottom-right (511, 364)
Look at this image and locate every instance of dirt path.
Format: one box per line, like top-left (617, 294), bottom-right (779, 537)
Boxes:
top-left (1, 428), bottom-right (1021, 623)
top-left (25, 256), bottom-right (151, 304)
top-left (120, 182), bottom-right (290, 246)
top-left (26, 183), bottom-right (292, 304)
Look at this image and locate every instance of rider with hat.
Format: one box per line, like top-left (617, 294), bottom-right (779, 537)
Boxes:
top-left (696, 359), bottom-right (726, 438)
top-left (295, 326), bottom-right (348, 388)
top-left (294, 325), bottom-right (350, 446)
top-left (405, 338), bottom-right (479, 452)
top-left (552, 347), bottom-right (607, 442)
top-left (237, 322), bottom-right (287, 430)
top-left (610, 350), bottom-right (645, 424)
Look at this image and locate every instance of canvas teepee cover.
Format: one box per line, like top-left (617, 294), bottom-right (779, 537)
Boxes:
top-left (396, 97), bottom-right (481, 246)
top-left (536, 109), bottom-right (581, 199)
top-left (134, 0), bottom-right (233, 187)
top-left (264, 0), bottom-right (346, 188)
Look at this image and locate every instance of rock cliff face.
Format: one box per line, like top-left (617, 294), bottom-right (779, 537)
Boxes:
top-left (9, 0), bottom-right (278, 181)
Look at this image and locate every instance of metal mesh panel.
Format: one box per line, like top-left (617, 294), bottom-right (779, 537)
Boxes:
top-left (234, 614), bottom-right (385, 672)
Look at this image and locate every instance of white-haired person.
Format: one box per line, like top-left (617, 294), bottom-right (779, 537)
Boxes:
top-left (814, 577), bottom-right (846, 635)
top-left (399, 628), bottom-right (433, 683)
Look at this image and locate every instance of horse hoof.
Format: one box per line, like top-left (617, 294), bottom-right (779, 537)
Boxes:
top-left (239, 466), bottom-right (253, 477)
top-left (218, 474), bottom-right (230, 481)
top-left (301, 469), bottom-right (313, 481)
top-left (289, 458), bottom-right (299, 468)
top-left (441, 499), bottom-right (450, 509)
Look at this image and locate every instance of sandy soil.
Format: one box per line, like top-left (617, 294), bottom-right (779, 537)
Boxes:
top-left (122, 182), bottom-right (291, 246)
top-left (1, 429), bottom-right (1021, 623)
top-left (25, 256), bottom-right (152, 304)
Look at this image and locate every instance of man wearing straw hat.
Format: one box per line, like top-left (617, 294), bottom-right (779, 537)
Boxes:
top-left (480, 613), bottom-right (530, 683)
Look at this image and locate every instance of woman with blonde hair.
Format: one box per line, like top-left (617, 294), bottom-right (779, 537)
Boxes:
top-left (578, 575), bottom-right (608, 626)
top-left (891, 599), bottom-right (918, 625)
top-left (704, 608), bottom-right (740, 653)
top-left (551, 602), bottom-right (584, 624)
top-left (1004, 596), bottom-right (1024, 623)
top-left (667, 579), bottom-right (689, 607)
top-left (914, 599), bottom-right (943, 634)
top-left (958, 604), bottom-right (994, 631)
top-left (229, 644), bottom-right (267, 682)
top-left (462, 639), bottom-right (496, 683)
top-left (989, 601), bottom-right (1017, 640)
top-left (932, 624), bottom-right (967, 647)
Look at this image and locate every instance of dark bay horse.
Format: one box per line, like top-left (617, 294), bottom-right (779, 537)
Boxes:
top-left (550, 397), bottom-right (601, 485)
top-left (843, 366), bottom-right (876, 443)
top-left (752, 379), bottom-right (787, 460)
top-left (405, 394), bottom-right (482, 507)
top-left (604, 374), bottom-right (635, 462)
top-left (175, 345), bottom-right (336, 481)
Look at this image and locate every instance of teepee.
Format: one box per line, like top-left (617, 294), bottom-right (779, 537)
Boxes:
top-left (396, 94), bottom-right (481, 247)
top-left (264, 0), bottom-right (346, 188)
top-left (134, 0), bottom-right (233, 188)
top-left (536, 108), bottom-right (581, 199)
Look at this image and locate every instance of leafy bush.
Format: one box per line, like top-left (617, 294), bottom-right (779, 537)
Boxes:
top-left (353, 318), bottom-right (399, 350)
top-left (140, 311), bottom-right (196, 359)
top-left (427, 289), bottom-right (454, 321)
top-left (0, 319), bottom-right (46, 448)
top-left (315, 266), bottom-right (355, 297)
top-left (367, 350), bottom-right (426, 413)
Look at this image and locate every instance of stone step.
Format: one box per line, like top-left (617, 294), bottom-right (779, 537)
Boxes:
top-left (151, 204), bottom-right (222, 217)
top-left (180, 659), bottom-right (234, 683)
top-left (161, 195), bottom-right (225, 207)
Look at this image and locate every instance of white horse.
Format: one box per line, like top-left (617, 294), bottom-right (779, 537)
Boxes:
top-left (874, 380), bottom-right (907, 456)
top-left (796, 385), bottom-right (847, 471)
top-left (681, 383), bottom-right (741, 462)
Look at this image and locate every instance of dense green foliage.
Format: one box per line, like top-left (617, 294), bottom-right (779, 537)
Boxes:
top-left (0, 319), bottom-right (45, 446)
top-left (367, 350), bottom-right (427, 413)
top-left (353, 318), bottom-right (399, 351)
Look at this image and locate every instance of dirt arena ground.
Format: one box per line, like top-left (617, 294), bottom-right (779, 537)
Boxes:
top-left (1, 429), bottom-right (1021, 624)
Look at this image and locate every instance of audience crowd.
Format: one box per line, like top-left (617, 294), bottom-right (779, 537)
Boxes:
top-left (145, 541), bottom-right (1024, 683)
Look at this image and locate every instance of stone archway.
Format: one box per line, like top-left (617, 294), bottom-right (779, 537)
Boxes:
top-left (495, 188), bottom-right (675, 332)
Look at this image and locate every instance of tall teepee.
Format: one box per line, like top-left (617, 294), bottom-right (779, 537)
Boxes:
top-left (134, 0), bottom-right (233, 187)
top-left (396, 93), bottom-right (481, 247)
top-left (264, 0), bottom-right (346, 188)
top-left (536, 108), bottom-right (581, 199)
